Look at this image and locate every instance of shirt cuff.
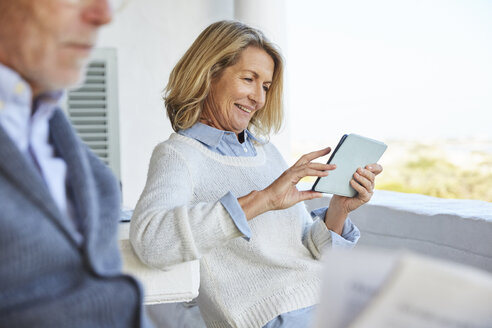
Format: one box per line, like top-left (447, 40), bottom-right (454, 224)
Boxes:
top-left (219, 192), bottom-right (252, 241)
top-left (311, 207), bottom-right (360, 248)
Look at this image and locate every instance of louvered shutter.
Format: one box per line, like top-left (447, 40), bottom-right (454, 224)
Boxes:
top-left (65, 48), bottom-right (121, 180)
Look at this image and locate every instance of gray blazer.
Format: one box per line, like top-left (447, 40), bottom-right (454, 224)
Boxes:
top-left (0, 110), bottom-right (151, 327)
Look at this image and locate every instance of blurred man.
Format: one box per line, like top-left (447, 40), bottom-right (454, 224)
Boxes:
top-left (0, 0), bottom-right (151, 326)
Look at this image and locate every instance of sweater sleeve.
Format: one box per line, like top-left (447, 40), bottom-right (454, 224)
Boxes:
top-left (301, 204), bottom-right (360, 260)
top-left (130, 143), bottom-right (243, 269)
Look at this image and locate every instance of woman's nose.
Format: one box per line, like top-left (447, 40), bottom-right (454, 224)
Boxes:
top-left (249, 84), bottom-right (266, 109)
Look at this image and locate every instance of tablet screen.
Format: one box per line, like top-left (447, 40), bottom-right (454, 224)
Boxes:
top-left (311, 134), bottom-right (387, 197)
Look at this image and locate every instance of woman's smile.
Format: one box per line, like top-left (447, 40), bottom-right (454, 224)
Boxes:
top-left (235, 103), bottom-right (252, 114)
top-left (201, 46), bottom-right (274, 136)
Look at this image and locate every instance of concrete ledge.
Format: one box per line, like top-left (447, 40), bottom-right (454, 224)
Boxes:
top-left (117, 189), bottom-right (492, 306)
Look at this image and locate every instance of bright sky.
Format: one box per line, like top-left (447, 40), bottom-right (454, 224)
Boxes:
top-left (285, 0), bottom-right (492, 142)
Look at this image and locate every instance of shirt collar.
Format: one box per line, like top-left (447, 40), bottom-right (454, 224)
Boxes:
top-left (0, 63), bottom-right (65, 153)
top-left (244, 129), bottom-right (262, 144)
top-left (0, 63), bottom-right (32, 110)
top-left (0, 63), bottom-right (64, 117)
top-left (180, 122), bottom-right (262, 148)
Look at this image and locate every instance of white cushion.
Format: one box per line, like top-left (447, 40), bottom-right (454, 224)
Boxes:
top-left (304, 190), bottom-right (492, 272)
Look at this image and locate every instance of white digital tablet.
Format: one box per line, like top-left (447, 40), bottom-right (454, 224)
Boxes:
top-left (311, 134), bottom-right (387, 197)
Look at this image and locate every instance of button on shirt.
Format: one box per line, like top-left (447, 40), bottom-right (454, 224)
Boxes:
top-left (178, 122), bottom-right (360, 327)
top-left (0, 64), bottom-right (81, 244)
top-left (180, 122), bottom-right (258, 157)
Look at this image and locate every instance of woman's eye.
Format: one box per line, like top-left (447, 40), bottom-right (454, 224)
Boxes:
top-left (263, 85), bottom-right (270, 92)
top-left (243, 78), bottom-right (253, 82)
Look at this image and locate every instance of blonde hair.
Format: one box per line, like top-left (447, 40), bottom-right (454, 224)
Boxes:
top-left (164, 20), bottom-right (284, 137)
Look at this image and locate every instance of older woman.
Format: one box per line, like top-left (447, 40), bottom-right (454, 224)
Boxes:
top-left (130, 20), bottom-right (382, 328)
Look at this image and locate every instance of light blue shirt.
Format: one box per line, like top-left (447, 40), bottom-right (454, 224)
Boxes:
top-left (180, 122), bottom-right (259, 156)
top-left (0, 63), bottom-right (81, 243)
top-left (179, 123), bottom-right (260, 239)
top-left (179, 122), bottom-right (359, 327)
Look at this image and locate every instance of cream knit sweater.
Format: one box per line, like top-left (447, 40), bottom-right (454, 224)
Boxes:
top-left (130, 133), bottom-right (352, 328)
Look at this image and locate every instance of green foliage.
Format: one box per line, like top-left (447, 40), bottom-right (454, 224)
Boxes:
top-left (377, 152), bottom-right (492, 202)
top-left (376, 182), bottom-right (421, 194)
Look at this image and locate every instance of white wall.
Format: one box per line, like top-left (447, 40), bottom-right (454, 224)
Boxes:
top-left (233, 0), bottom-right (291, 163)
top-left (97, 0), bottom-right (234, 207)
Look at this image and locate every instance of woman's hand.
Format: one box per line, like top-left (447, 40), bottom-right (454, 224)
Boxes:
top-left (325, 164), bottom-right (383, 234)
top-left (238, 147), bottom-right (335, 220)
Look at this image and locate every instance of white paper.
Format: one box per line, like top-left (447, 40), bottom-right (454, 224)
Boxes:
top-left (350, 255), bottom-right (492, 328)
top-left (313, 248), bottom-right (401, 328)
top-left (313, 248), bottom-right (492, 328)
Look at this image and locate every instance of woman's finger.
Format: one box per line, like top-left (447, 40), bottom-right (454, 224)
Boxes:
top-left (304, 162), bottom-right (336, 172)
top-left (297, 190), bottom-right (324, 202)
top-left (350, 179), bottom-right (371, 201)
top-left (365, 163), bottom-right (383, 176)
top-left (294, 147), bottom-right (331, 166)
top-left (354, 171), bottom-right (373, 191)
top-left (357, 168), bottom-right (375, 185)
top-left (292, 167), bottom-right (330, 181)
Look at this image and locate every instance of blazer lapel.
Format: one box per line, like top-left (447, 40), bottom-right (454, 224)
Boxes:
top-left (0, 125), bottom-right (81, 245)
top-left (49, 110), bottom-right (97, 247)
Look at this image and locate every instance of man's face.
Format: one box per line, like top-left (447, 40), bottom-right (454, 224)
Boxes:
top-left (0, 0), bottom-right (112, 96)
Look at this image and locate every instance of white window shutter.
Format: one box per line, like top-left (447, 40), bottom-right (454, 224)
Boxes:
top-left (64, 48), bottom-right (121, 180)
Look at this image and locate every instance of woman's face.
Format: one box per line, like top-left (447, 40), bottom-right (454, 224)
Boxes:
top-left (202, 46), bottom-right (274, 136)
